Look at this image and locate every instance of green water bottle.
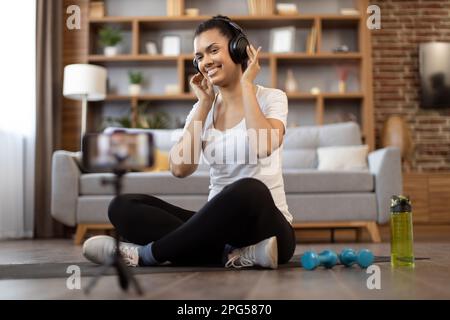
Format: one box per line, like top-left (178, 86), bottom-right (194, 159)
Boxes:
top-left (390, 195), bottom-right (415, 268)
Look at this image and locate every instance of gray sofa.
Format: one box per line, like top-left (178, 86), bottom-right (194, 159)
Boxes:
top-left (51, 122), bottom-right (402, 244)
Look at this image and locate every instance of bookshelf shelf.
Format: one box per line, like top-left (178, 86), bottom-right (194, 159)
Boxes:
top-left (276, 52), bottom-right (361, 61)
top-left (104, 92), bottom-right (363, 102)
top-left (105, 93), bottom-right (196, 101)
top-left (89, 52), bottom-right (361, 63)
top-left (89, 54), bottom-right (180, 62)
top-left (89, 14), bottom-right (361, 23)
top-left (287, 92), bottom-right (363, 100)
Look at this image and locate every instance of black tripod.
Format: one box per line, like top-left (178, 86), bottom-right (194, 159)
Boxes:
top-left (84, 164), bottom-right (143, 295)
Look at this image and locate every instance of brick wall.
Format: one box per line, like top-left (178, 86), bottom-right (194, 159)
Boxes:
top-left (371, 0), bottom-right (450, 172)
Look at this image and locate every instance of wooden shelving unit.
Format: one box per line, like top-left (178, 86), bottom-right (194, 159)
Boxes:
top-left (85, 0), bottom-right (375, 149)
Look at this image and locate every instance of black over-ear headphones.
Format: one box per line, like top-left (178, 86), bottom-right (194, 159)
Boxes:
top-left (193, 17), bottom-right (249, 73)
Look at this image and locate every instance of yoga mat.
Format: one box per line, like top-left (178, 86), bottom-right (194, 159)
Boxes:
top-left (0, 255), bottom-right (429, 280)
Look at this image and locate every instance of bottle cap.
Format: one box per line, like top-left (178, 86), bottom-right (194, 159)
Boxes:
top-left (390, 195), bottom-right (412, 212)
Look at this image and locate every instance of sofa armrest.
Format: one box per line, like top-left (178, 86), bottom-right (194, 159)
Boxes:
top-left (368, 147), bottom-right (403, 224)
top-left (51, 150), bottom-right (82, 226)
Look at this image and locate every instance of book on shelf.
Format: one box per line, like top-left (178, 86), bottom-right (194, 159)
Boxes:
top-left (247, 0), bottom-right (254, 15)
top-left (167, 0), bottom-right (183, 16)
top-left (276, 3), bottom-right (299, 15)
top-left (306, 26), bottom-right (317, 54)
top-left (248, 0), bottom-right (274, 15)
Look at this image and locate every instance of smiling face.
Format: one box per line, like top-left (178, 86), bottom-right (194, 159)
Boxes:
top-left (194, 28), bottom-right (242, 87)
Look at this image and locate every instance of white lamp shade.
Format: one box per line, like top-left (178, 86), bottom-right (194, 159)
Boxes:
top-left (63, 64), bottom-right (107, 101)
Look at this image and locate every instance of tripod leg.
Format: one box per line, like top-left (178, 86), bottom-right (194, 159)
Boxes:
top-left (84, 172), bottom-right (144, 295)
top-left (115, 256), bottom-right (144, 295)
top-left (84, 257), bottom-right (114, 294)
top-left (115, 256), bottom-right (130, 291)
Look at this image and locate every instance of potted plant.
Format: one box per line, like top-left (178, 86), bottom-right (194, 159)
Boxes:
top-left (98, 26), bottom-right (122, 56)
top-left (142, 111), bottom-right (170, 129)
top-left (100, 106), bottom-right (170, 130)
top-left (137, 103), bottom-right (170, 129)
top-left (128, 71), bottom-right (143, 96)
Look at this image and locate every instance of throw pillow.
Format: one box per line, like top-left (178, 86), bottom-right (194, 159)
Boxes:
top-left (144, 148), bottom-right (170, 172)
top-left (317, 145), bottom-right (369, 171)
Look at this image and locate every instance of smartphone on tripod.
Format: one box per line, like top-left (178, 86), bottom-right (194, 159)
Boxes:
top-left (81, 131), bottom-right (155, 295)
top-left (82, 131), bottom-right (155, 173)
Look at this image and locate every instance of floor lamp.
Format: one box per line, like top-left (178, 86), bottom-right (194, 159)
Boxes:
top-left (63, 64), bottom-right (107, 150)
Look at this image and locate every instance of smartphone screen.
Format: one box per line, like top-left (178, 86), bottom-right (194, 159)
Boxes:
top-left (82, 132), bottom-right (154, 173)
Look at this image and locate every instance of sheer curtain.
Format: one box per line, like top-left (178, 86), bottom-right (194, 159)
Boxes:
top-left (0, 1), bottom-right (36, 239)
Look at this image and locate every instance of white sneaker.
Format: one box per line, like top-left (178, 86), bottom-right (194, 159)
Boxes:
top-left (82, 235), bottom-right (140, 267)
top-left (225, 236), bottom-right (278, 269)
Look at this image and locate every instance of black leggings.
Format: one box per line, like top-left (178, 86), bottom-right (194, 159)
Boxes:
top-left (108, 177), bottom-right (296, 266)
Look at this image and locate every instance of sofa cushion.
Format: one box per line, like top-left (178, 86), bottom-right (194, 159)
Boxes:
top-left (318, 121), bottom-right (362, 147)
top-left (284, 126), bottom-right (319, 149)
top-left (80, 169), bottom-right (373, 196)
top-left (284, 122), bottom-right (362, 150)
top-left (282, 122), bottom-right (363, 169)
top-left (143, 148), bottom-right (170, 172)
top-left (287, 193), bottom-right (377, 222)
top-left (80, 171), bottom-right (210, 196)
top-left (282, 169), bottom-right (374, 193)
top-left (282, 149), bottom-right (317, 169)
top-left (76, 193), bottom-right (377, 224)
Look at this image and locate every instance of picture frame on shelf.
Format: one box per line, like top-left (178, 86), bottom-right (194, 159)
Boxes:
top-left (269, 26), bottom-right (296, 53)
top-left (276, 3), bottom-right (298, 15)
top-left (162, 35), bottom-right (181, 56)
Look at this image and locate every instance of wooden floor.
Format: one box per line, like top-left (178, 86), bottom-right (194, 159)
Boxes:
top-left (1, 226), bottom-right (450, 299)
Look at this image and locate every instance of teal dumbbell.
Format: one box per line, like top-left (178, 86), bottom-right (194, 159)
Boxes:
top-left (339, 248), bottom-right (374, 268)
top-left (301, 249), bottom-right (338, 270)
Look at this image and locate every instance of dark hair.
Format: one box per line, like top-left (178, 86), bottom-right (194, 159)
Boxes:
top-left (194, 15), bottom-right (248, 71)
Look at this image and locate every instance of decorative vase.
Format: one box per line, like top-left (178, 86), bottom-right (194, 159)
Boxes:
top-left (338, 80), bottom-right (346, 93)
top-left (285, 69), bottom-right (298, 93)
top-left (129, 84), bottom-right (142, 96)
top-left (381, 115), bottom-right (414, 172)
top-left (104, 46), bottom-right (119, 56)
top-left (146, 42), bottom-right (158, 55)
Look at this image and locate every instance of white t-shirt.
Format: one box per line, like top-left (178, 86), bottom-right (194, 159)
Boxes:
top-left (183, 85), bottom-right (292, 224)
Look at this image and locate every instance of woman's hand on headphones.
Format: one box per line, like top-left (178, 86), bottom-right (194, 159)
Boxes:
top-left (241, 44), bottom-right (262, 85)
top-left (190, 72), bottom-right (215, 107)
